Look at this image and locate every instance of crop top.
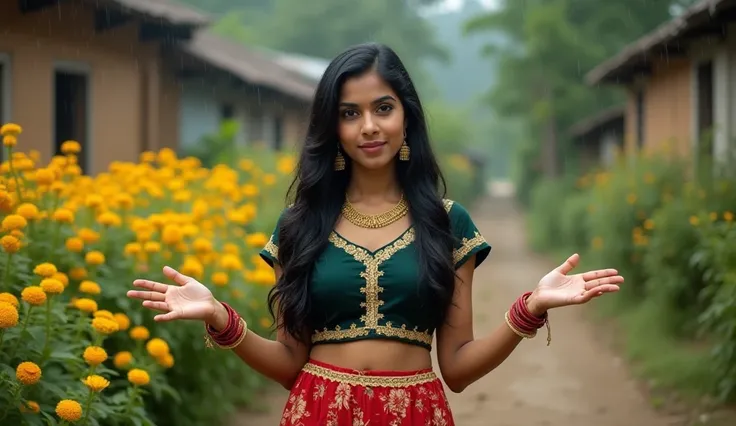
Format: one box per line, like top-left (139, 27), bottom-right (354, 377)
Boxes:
top-left (258, 199), bottom-right (491, 350)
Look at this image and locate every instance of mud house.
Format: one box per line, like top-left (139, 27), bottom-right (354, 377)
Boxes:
top-left (0, 0), bottom-right (316, 174)
top-left (568, 105), bottom-right (625, 172)
top-left (585, 0), bottom-right (736, 165)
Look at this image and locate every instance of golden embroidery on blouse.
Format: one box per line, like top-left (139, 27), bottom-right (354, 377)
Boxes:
top-left (453, 232), bottom-right (487, 265)
top-left (302, 362), bottom-right (438, 388)
top-left (443, 198), bottom-right (454, 212)
top-left (263, 235), bottom-right (278, 258)
top-left (313, 229), bottom-right (434, 346)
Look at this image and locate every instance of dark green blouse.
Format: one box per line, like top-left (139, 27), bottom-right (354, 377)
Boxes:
top-left (259, 199), bottom-right (491, 350)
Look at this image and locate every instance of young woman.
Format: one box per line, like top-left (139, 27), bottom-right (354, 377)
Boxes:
top-left (127, 43), bottom-right (623, 425)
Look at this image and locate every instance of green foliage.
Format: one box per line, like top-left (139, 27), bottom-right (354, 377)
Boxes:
top-left (526, 147), bottom-right (736, 403)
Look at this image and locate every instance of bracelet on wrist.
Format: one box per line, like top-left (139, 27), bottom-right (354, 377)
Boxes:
top-left (204, 302), bottom-right (248, 350)
top-left (504, 292), bottom-right (551, 346)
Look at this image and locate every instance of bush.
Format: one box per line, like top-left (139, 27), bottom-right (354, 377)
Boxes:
top-left (0, 123), bottom-right (297, 426)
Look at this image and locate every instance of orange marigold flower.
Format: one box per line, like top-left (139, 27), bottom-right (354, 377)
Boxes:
top-left (16, 361), bottom-right (42, 385)
top-left (21, 286), bottom-right (47, 306)
top-left (55, 399), bottom-right (82, 422)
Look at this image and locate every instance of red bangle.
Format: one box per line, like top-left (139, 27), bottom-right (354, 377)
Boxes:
top-left (506, 292), bottom-right (551, 346)
top-left (205, 303), bottom-right (245, 347)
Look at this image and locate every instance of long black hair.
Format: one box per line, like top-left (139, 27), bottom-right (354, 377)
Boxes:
top-left (267, 43), bottom-right (456, 345)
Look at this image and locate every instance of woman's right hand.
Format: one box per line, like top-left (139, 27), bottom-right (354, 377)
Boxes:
top-left (127, 266), bottom-right (228, 328)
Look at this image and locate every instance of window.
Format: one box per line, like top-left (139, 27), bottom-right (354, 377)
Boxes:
top-left (53, 63), bottom-right (90, 172)
top-left (696, 60), bottom-right (714, 161)
top-left (635, 89), bottom-right (645, 149)
top-left (220, 103), bottom-right (235, 121)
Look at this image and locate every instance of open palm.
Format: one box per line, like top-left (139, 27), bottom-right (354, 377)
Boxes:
top-left (532, 253), bottom-right (623, 312)
top-left (127, 266), bottom-right (217, 322)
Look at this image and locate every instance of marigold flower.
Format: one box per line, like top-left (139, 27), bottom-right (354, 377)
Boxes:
top-left (16, 361), bottom-right (42, 385)
top-left (0, 301), bottom-right (19, 328)
top-left (55, 399), bottom-right (82, 422)
top-left (52, 272), bottom-right (69, 287)
top-left (83, 346), bottom-right (108, 366)
top-left (85, 250), bottom-right (105, 266)
top-left (21, 286), bottom-right (47, 306)
top-left (212, 272), bottom-right (228, 287)
top-left (40, 278), bottom-right (64, 295)
top-left (0, 292), bottom-right (19, 307)
top-left (77, 228), bottom-right (100, 244)
top-left (82, 374), bottom-right (110, 392)
top-left (0, 235), bottom-right (21, 254)
top-left (113, 351), bottom-right (133, 369)
top-left (124, 242), bottom-right (141, 256)
top-left (113, 313), bottom-right (130, 330)
top-left (69, 267), bottom-right (87, 281)
top-left (65, 237), bottom-right (84, 252)
top-left (33, 262), bottom-right (58, 278)
top-left (127, 368), bottom-right (150, 386)
top-left (61, 140), bottom-right (81, 154)
top-left (129, 325), bottom-right (149, 341)
top-left (93, 309), bottom-right (113, 320)
top-left (15, 203), bottom-right (39, 220)
top-left (245, 232), bottom-right (268, 248)
top-left (97, 211), bottom-right (121, 227)
top-left (252, 269), bottom-right (275, 286)
top-left (20, 400), bottom-right (40, 413)
top-left (73, 298), bottom-right (97, 314)
top-left (35, 168), bottom-right (55, 185)
top-left (84, 194), bottom-right (104, 208)
top-left (51, 208), bottom-right (74, 223)
top-left (143, 241), bottom-right (161, 253)
top-left (2, 214), bottom-right (27, 232)
top-left (157, 353), bottom-right (174, 369)
top-left (79, 280), bottom-right (101, 295)
top-left (145, 338), bottom-right (170, 358)
top-left (91, 317), bottom-right (119, 335)
top-left (0, 123), bottom-right (22, 136)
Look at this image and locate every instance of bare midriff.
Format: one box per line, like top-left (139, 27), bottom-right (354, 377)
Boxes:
top-left (309, 339), bottom-right (432, 372)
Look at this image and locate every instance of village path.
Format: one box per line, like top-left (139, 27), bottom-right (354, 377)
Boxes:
top-left (230, 188), bottom-right (676, 426)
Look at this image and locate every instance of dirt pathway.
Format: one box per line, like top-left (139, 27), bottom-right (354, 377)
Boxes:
top-left (232, 194), bottom-right (675, 426)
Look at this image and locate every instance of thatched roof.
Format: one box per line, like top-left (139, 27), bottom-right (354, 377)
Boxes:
top-left (569, 105), bottom-right (626, 139)
top-left (90, 0), bottom-right (211, 27)
top-left (586, 0), bottom-right (734, 85)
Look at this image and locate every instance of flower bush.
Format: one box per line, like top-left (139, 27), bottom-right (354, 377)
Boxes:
top-left (526, 146), bottom-right (736, 401)
top-left (0, 122), bottom-right (296, 426)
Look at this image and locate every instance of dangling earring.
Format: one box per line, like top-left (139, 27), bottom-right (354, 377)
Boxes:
top-left (399, 139), bottom-right (410, 161)
top-left (334, 147), bottom-right (345, 171)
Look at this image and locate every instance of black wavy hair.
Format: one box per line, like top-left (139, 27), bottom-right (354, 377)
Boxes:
top-left (267, 42), bottom-right (456, 345)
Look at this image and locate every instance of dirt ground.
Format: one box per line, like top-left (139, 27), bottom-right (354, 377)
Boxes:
top-left (230, 194), bottom-right (683, 426)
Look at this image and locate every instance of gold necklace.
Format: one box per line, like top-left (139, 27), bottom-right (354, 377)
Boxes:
top-left (341, 194), bottom-right (409, 229)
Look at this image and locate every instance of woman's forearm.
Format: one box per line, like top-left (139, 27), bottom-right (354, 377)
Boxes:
top-left (207, 301), bottom-right (307, 390)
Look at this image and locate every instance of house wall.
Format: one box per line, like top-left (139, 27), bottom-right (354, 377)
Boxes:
top-left (0, 0), bottom-right (179, 174)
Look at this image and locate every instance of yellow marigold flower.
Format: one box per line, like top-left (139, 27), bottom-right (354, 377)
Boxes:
top-left (40, 278), bottom-right (64, 295)
top-left (192, 238), bottom-right (212, 253)
top-left (85, 250), bottom-right (105, 266)
top-left (93, 310), bottom-right (113, 320)
top-left (91, 317), bottom-right (119, 335)
top-left (127, 368), bottom-right (150, 386)
top-left (79, 280), bottom-right (101, 295)
top-left (0, 123), bottom-right (22, 136)
top-left (129, 325), bottom-right (149, 341)
top-left (65, 237), bottom-right (84, 252)
top-left (113, 313), bottom-right (130, 331)
top-left (689, 215), bottom-right (700, 226)
top-left (2, 214), bottom-right (27, 232)
top-left (21, 286), bottom-right (47, 306)
top-left (161, 224), bottom-right (183, 245)
top-left (180, 258), bottom-right (203, 278)
top-left (97, 211), bottom-right (121, 227)
top-left (83, 346), bottom-right (108, 366)
top-left (53, 272), bottom-right (69, 288)
top-left (82, 374), bottom-right (110, 392)
top-left (252, 269), bottom-right (276, 286)
top-left (124, 242), bottom-right (141, 256)
top-left (245, 232), bottom-right (269, 248)
top-left (84, 194), bottom-right (104, 208)
top-left (113, 351), bottom-right (133, 369)
top-left (2, 135), bottom-right (16, 146)
top-left (51, 208), bottom-right (74, 223)
top-left (0, 301), bottom-right (19, 328)
top-left (74, 298), bottom-right (97, 313)
top-left (16, 361), bottom-right (42, 385)
top-left (69, 267), bottom-right (87, 281)
top-left (143, 241), bottom-right (161, 253)
top-left (725, 211), bottom-right (734, 222)
top-left (241, 184), bottom-right (259, 197)
top-left (219, 254), bottom-right (243, 271)
top-left (15, 203), bottom-right (39, 220)
top-left (33, 262), bottom-right (57, 278)
top-left (0, 292), bottom-right (19, 307)
top-left (55, 399), bottom-right (82, 422)
top-left (212, 272), bottom-right (228, 287)
top-left (157, 353), bottom-right (174, 369)
top-left (60, 140), bottom-right (81, 154)
top-left (35, 168), bottom-right (55, 185)
top-left (114, 193), bottom-right (134, 209)
top-left (145, 338), bottom-right (170, 358)
top-left (20, 400), bottom-right (40, 413)
top-left (77, 228), bottom-right (100, 244)
top-left (1, 235), bottom-right (21, 254)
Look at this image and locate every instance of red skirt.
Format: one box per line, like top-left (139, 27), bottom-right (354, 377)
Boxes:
top-left (279, 359), bottom-right (455, 426)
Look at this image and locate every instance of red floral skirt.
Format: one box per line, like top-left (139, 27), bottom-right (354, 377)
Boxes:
top-left (279, 359), bottom-right (455, 426)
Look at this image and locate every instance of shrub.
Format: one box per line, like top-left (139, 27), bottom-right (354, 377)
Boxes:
top-left (0, 123), bottom-right (296, 426)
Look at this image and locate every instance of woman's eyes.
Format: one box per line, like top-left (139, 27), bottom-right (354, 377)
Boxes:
top-left (341, 104), bottom-right (393, 118)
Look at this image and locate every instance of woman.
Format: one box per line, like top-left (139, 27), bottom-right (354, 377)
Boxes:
top-left (127, 43), bottom-right (622, 425)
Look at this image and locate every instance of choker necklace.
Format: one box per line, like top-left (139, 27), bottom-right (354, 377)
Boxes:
top-left (341, 194), bottom-right (409, 229)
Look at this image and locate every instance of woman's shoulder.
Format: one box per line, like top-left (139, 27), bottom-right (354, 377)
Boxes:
top-left (441, 198), bottom-right (472, 220)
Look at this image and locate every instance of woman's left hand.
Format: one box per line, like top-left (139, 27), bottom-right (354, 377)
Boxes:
top-left (526, 253), bottom-right (623, 316)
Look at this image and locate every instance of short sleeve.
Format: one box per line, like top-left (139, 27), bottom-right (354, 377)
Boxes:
top-left (445, 199), bottom-right (491, 269)
top-left (259, 208), bottom-right (287, 268)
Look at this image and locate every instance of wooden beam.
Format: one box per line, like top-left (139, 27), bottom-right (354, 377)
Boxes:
top-left (19, 0), bottom-right (59, 13)
top-left (94, 9), bottom-right (131, 33)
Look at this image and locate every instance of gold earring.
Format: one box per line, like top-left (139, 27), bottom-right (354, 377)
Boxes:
top-left (334, 149), bottom-right (345, 171)
top-left (399, 139), bottom-right (410, 161)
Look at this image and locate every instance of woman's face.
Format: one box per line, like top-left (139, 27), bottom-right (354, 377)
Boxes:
top-left (337, 69), bottom-right (405, 171)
